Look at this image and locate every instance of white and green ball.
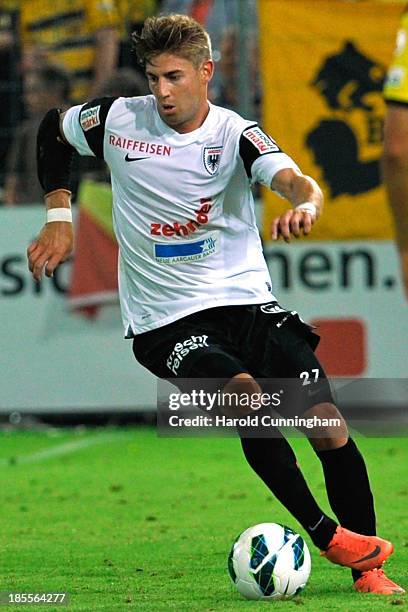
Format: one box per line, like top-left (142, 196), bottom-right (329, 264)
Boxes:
top-left (228, 522), bottom-right (311, 600)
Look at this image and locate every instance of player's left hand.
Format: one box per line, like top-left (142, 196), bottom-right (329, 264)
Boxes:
top-left (271, 208), bottom-right (315, 242)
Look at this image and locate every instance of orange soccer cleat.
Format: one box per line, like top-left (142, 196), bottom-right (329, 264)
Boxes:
top-left (354, 568), bottom-right (406, 595)
top-left (321, 526), bottom-right (394, 571)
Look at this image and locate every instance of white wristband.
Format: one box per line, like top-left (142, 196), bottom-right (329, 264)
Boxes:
top-left (295, 202), bottom-right (317, 218)
top-left (46, 208), bottom-right (72, 223)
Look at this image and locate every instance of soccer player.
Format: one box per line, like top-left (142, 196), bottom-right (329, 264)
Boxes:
top-left (27, 14), bottom-right (404, 595)
top-left (383, 6), bottom-right (408, 301)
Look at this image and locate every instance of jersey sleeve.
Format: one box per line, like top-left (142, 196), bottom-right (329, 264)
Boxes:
top-left (384, 10), bottom-right (408, 105)
top-left (239, 124), bottom-right (300, 187)
top-left (62, 97), bottom-right (117, 159)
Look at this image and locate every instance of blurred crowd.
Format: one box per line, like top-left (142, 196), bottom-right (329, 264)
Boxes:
top-left (0, 0), bottom-right (259, 205)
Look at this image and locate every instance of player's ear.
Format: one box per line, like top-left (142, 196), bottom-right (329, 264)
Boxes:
top-left (200, 59), bottom-right (214, 83)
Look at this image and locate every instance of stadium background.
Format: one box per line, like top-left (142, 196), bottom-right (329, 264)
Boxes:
top-left (1, 0), bottom-right (406, 415)
top-left (0, 2), bottom-right (407, 610)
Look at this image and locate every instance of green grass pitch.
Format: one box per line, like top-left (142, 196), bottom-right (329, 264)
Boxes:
top-left (0, 427), bottom-right (406, 611)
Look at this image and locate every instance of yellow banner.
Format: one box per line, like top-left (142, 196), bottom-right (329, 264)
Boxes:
top-left (258, 0), bottom-right (403, 240)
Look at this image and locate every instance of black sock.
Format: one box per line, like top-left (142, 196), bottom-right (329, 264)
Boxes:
top-left (240, 435), bottom-right (337, 550)
top-left (315, 437), bottom-right (376, 581)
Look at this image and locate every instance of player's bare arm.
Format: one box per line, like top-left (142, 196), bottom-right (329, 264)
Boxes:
top-left (27, 109), bottom-right (74, 281)
top-left (270, 168), bottom-right (323, 242)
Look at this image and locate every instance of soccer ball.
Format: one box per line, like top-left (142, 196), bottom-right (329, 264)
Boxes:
top-left (228, 522), bottom-right (311, 600)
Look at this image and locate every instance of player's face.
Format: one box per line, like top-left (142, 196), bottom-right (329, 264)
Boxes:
top-left (146, 53), bottom-right (213, 133)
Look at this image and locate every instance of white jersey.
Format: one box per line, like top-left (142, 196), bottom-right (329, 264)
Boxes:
top-left (63, 95), bottom-right (299, 336)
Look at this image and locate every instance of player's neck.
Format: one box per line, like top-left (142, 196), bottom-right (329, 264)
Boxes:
top-left (172, 101), bottom-right (210, 134)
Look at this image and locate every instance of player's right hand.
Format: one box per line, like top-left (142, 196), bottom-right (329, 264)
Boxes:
top-left (27, 222), bottom-right (73, 281)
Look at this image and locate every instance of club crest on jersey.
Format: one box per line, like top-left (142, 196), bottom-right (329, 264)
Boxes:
top-left (203, 146), bottom-right (223, 175)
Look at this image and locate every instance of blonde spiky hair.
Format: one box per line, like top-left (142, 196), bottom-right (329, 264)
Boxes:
top-left (132, 14), bottom-right (212, 69)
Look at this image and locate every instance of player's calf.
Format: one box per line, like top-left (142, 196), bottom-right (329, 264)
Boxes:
top-left (302, 402), bottom-right (349, 450)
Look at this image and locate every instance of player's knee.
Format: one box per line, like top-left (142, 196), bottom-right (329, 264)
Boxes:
top-left (221, 373), bottom-right (262, 418)
top-left (302, 402), bottom-right (349, 450)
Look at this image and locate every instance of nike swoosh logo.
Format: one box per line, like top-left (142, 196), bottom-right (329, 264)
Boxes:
top-left (353, 545), bottom-right (381, 564)
top-left (125, 154), bottom-right (150, 162)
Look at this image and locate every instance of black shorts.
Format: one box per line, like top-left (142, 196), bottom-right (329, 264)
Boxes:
top-left (132, 301), bottom-right (334, 411)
